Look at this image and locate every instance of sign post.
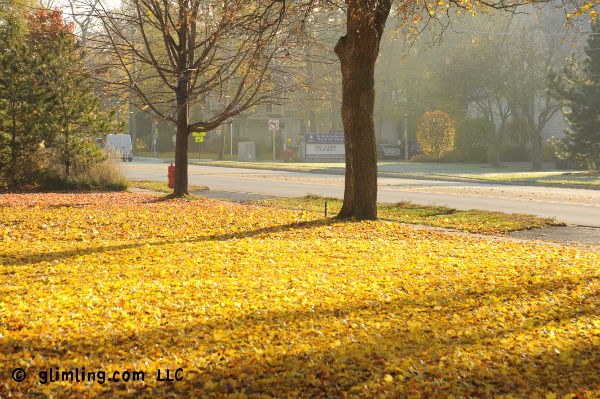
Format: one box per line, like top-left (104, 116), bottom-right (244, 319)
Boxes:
top-left (193, 130), bottom-right (206, 160)
top-left (404, 111), bottom-right (409, 162)
top-left (269, 120), bottom-right (279, 163)
top-left (151, 119), bottom-right (158, 156)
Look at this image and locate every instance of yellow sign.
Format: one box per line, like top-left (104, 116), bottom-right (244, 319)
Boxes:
top-left (192, 132), bottom-right (206, 137)
top-left (195, 137), bottom-right (204, 142)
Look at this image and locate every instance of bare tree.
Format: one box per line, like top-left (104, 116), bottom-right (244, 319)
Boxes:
top-left (63, 0), bottom-right (100, 44)
top-left (89, 0), bottom-right (315, 195)
top-left (438, 19), bottom-right (513, 167)
top-left (499, 10), bottom-right (567, 170)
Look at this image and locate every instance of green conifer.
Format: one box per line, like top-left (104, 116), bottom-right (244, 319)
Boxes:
top-left (0, 16), bottom-right (54, 184)
top-left (546, 19), bottom-right (600, 171)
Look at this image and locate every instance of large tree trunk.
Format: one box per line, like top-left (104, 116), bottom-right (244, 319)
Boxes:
top-left (174, 122), bottom-right (190, 196)
top-left (335, 0), bottom-right (390, 220)
top-left (173, 77), bottom-right (191, 195)
top-left (173, 2), bottom-right (191, 196)
top-left (530, 131), bottom-right (543, 171)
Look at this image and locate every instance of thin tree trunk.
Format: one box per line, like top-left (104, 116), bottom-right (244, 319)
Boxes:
top-left (65, 130), bottom-right (70, 176)
top-left (10, 95), bottom-right (17, 183)
top-left (530, 131), bottom-right (543, 170)
top-left (335, 0), bottom-right (390, 220)
top-left (492, 119), bottom-right (505, 167)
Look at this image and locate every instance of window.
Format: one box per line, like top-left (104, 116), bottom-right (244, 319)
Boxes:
top-left (266, 103), bottom-right (272, 113)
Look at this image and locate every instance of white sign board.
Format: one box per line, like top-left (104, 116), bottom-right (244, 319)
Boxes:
top-left (269, 120), bottom-right (279, 130)
top-left (305, 134), bottom-right (345, 159)
top-left (306, 144), bottom-right (345, 158)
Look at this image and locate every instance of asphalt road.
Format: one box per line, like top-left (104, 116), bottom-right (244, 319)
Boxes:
top-left (123, 159), bottom-right (600, 228)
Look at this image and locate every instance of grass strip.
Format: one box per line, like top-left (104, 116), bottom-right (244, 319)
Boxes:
top-left (129, 180), bottom-right (209, 193)
top-left (250, 194), bottom-right (565, 235)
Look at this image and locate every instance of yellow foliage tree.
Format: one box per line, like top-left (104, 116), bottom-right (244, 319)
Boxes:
top-left (416, 111), bottom-right (455, 157)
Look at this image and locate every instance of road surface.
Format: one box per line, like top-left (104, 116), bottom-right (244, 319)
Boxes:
top-left (123, 159), bottom-right (600, 227)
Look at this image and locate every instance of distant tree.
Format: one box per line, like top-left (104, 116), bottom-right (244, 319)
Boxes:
top-left (416, 111), bottom-right (455, 157)
top-left (546, 18), bottom-right (600, 171)
top-left (0, 16), bottom-right (54, 184)
top-left (436, 18), bottom-right (513, 167)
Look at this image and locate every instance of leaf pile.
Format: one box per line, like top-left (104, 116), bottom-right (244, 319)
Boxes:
top-left (252, 196), bottom-right (563, 235)
top-left (1, 193), bottom-right (599, 398)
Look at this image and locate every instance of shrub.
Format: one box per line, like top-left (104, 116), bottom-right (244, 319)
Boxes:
top-left (281, 149), bottom-right (295, 162)
top-left (255, 142), bottom-right (266, 158)
top-left (7, 147), bottom-right (47, 186)
top-left (438, 149), bottom-right (457, 163)
top-left (539, 145), bottom-right (558, 162)
top-left (39, 150), bottom-right (128, 191)
top-left (416, 111), bottom-right (455, 156)
top-left (455, 118), bottom-right (494, 148)
top-left (451, 146), bottom-right (489, 163)
top-left (453, 118), bottom-right (494, 162)
top-left (289, 155), bottom-right (302, 163)
top-left (499, 143), bottom-right (529, 162)
top-left (485, 145), bottom-right (557, 164)
top-left (409, 154), bottom-right (450, 163)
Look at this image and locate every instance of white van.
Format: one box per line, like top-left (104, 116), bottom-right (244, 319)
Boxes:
top-left (105, 134), bottom-right (133, 162)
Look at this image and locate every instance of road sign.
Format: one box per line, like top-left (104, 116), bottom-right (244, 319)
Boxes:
top-left (195, 137), bottom-right (204, 143)
top-left (192, 132), bottom-right (206, 137)
top-left (269, 119), bottom-right (279, 130)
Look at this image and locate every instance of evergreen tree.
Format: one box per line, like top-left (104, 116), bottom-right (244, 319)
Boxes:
top-left (0, 16), bottom-right (54, 184)
top-left (546, 18), bottom-right (600, 171)
top-left (24, 8), bottom-right (121, 177)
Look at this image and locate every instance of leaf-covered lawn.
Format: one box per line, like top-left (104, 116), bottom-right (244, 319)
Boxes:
top-left (251, 195), bottom-right (564, 235)
top-left (1, 193), bottom-right (599, 398)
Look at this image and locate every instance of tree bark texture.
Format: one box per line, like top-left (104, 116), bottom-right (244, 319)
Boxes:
top-left (174, 71), bottom-right (192, 195)
top-left (173, 3), bottom-right (191, 197)
top-left (335, 0), bottom-right (390, 220)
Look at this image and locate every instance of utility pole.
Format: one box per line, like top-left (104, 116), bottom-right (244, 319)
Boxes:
top-left (404, 111), bottom-right (409, 162)
top-left (129, 28), bottom-right (137, 156)
top-left (228, 38), bottom-right (232, 160)
top-left (218, 37), bottom-right (232, 160)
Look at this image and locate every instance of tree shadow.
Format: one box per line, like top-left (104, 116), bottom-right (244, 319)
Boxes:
top-left (1, 217), bottom-right (342, 267)
top-left (3, 277), bottom-right (599, 398)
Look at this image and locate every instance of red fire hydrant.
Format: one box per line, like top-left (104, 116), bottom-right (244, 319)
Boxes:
top-left (168, 162), bottom-right (175, 188)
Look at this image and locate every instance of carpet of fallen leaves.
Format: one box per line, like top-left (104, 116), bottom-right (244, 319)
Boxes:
top-left (1, 193), bottom-right (599, 399)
